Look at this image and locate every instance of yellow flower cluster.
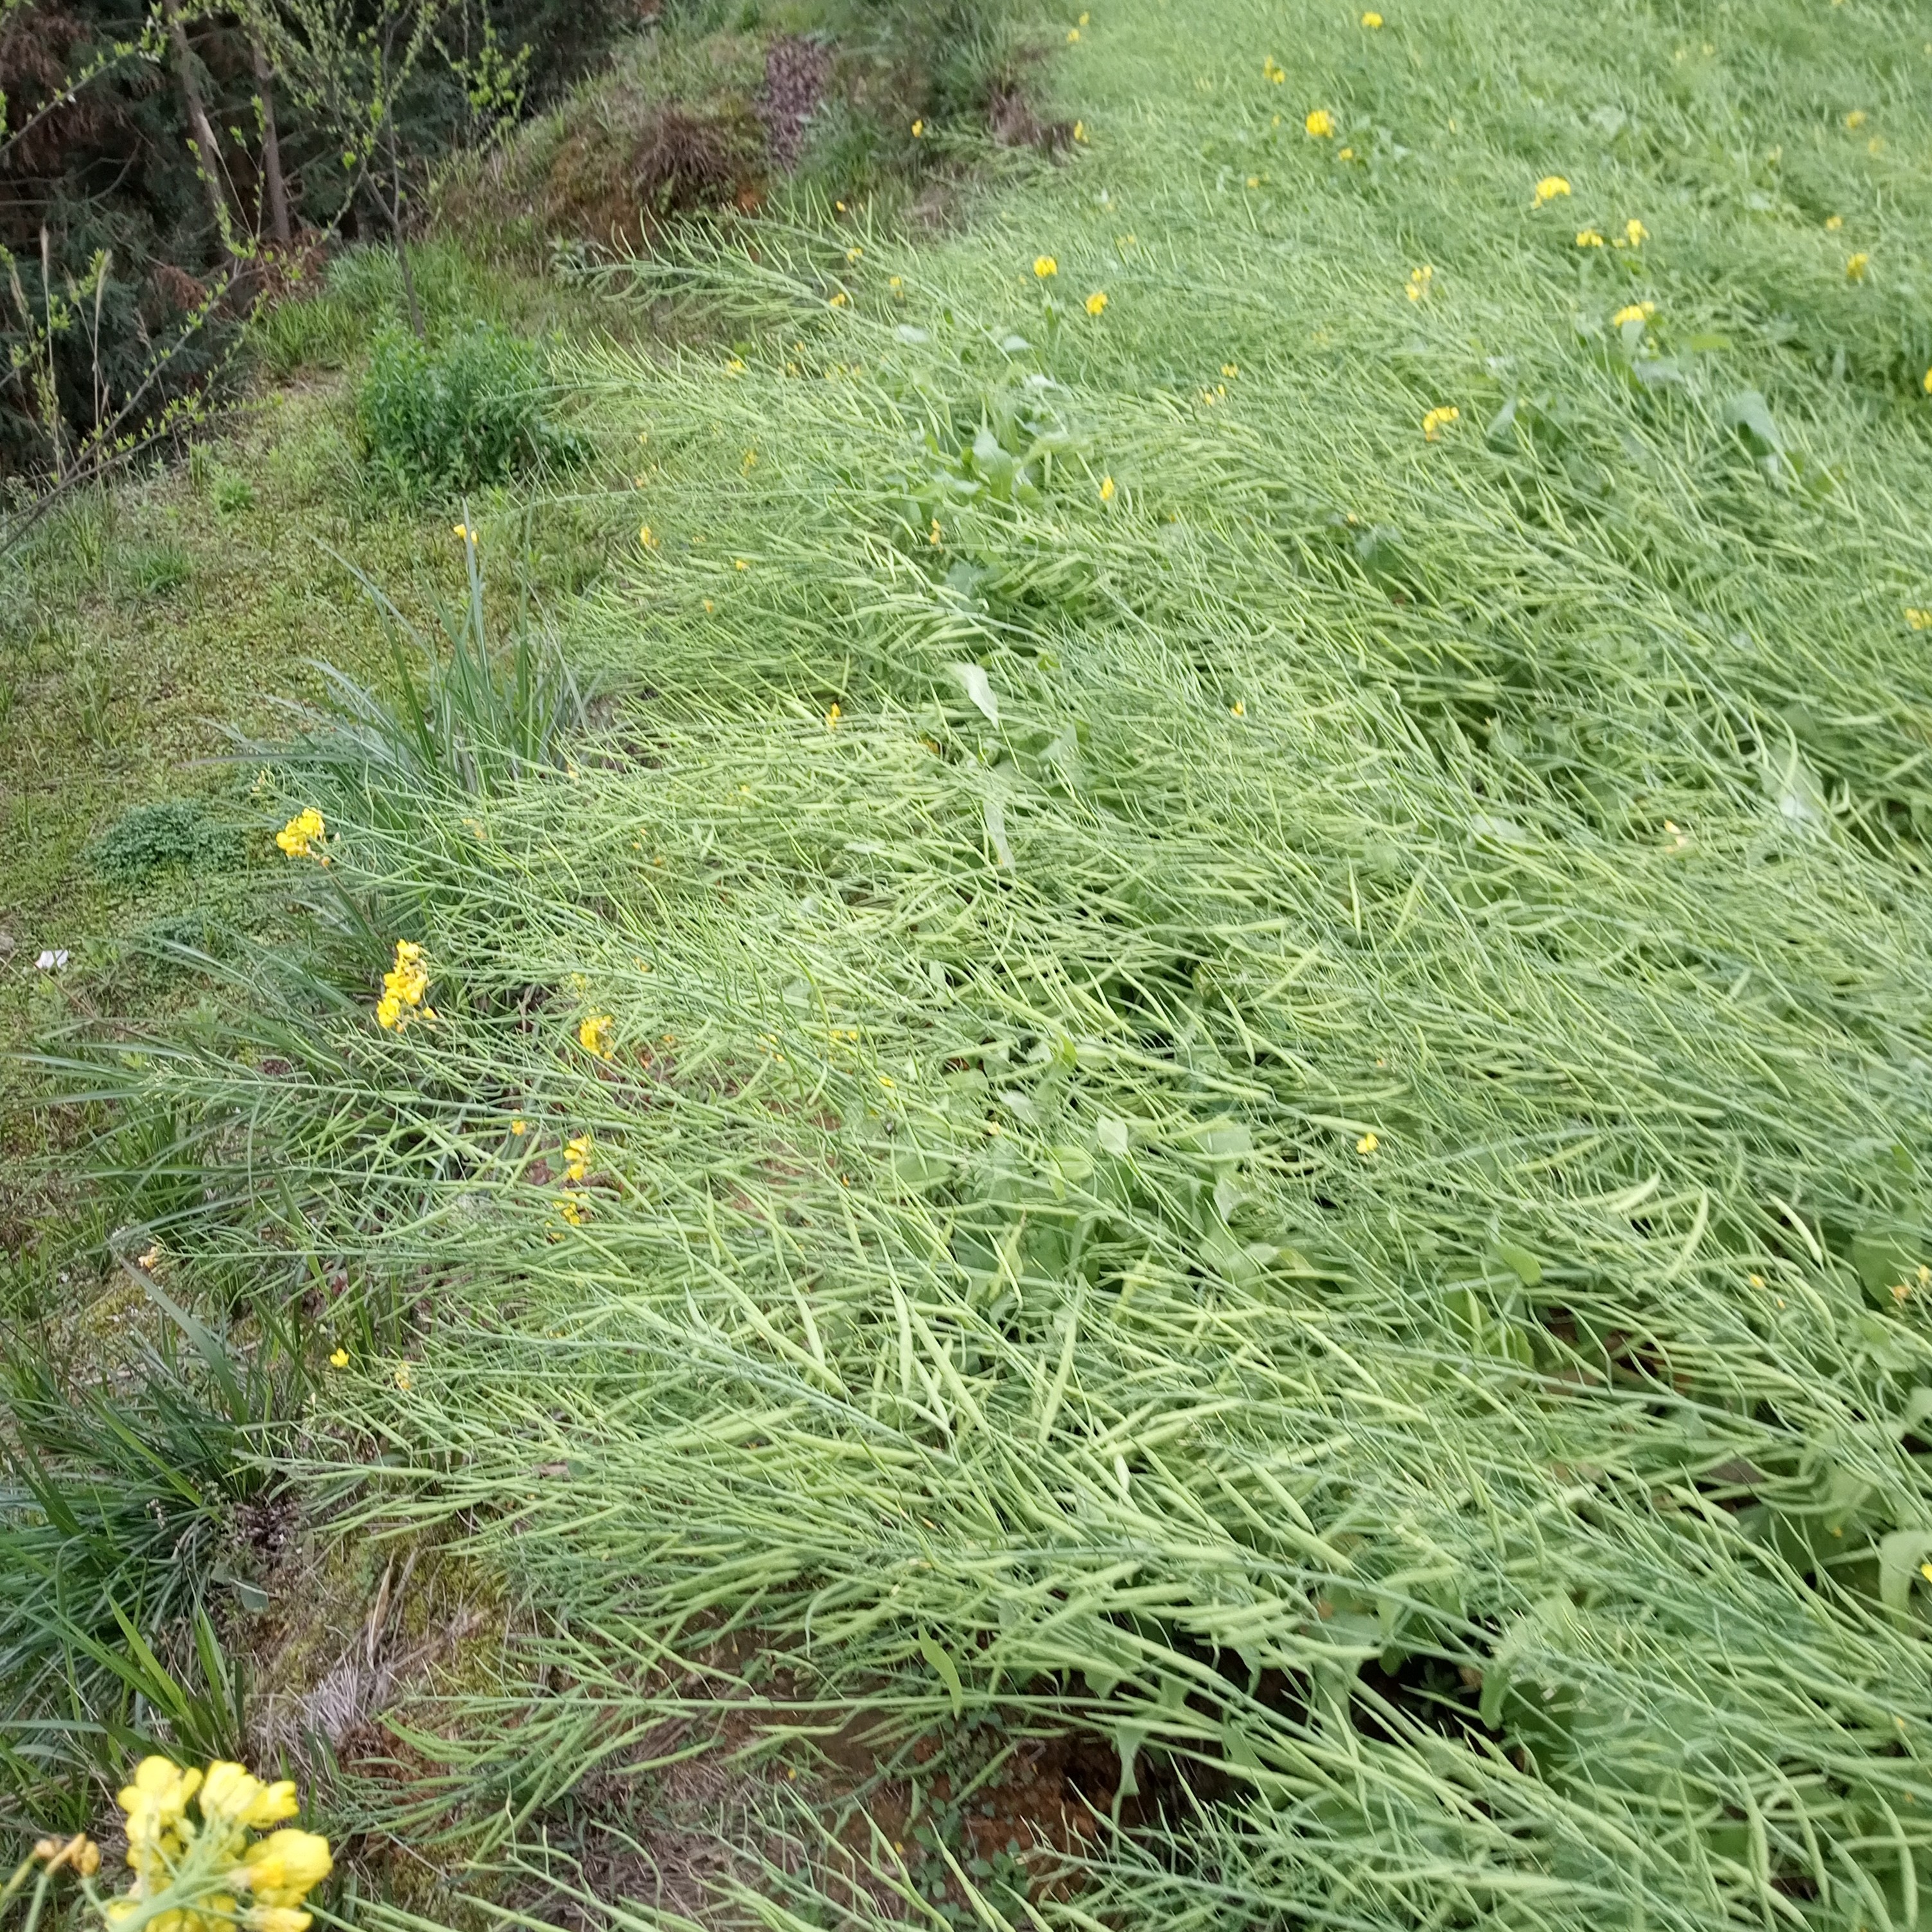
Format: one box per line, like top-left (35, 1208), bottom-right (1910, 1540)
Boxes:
top-left (579, 1012), bottom-right (614, 1058)
top-left (1406, 265), bottom-right (1433, 303)
top-left (1421, 405), bottom-right (1459, 441)
top-left (1085, 289), bottom-right (1109, 315)
top-left (1534, 175), bottom-right (1571, 204)
top-left (1611, 301), bottom-right (1656, 327)
top-left (108, 1758), bottom-right (329, 1932)
top-left (275, 809), bottom-right (326, 861)
top-left (1304, 109), bottom-right (1335, 138)
top-left (376, 941), bottom-right (432, 1032)
top-left (1263, 56), bottom-right (1286, 83)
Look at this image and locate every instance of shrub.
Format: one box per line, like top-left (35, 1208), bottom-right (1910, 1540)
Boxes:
top-left (355, 321), bottom-right (579, 500)
top-left (86, 800), bottom-right (232, 884)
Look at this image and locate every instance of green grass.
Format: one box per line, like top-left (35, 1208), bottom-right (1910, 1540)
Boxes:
top-left (19, 0), bottom-right (1932, 1924)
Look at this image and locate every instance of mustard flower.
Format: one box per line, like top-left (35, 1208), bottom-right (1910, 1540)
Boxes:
top-left (1357, 1132), bottom-right (1380, 1155)
top-left (565, 1134), bottom-right (593, 1184)
top-left (1361, 10), bottom-right (1382, 24)
top-left (1073, 119), bottom-right (1088, 141)
top-left (1611, 301), bottom-right (1655, 326)
top-left (1034, 254), bottom-right (1058, 278)
top-left (1906, 609), bottom-right (1932, 631)
top-left (1085, 289), bottom-right (1109, 315)
top-left (1845, 109), bottom-right (1865, 128)
top-left (1846, 251), bottom-right (1870, 281)
top-left (1624, 217), bottom-right (1647, 246)
top-left (826, 701), bottom-right (843, 728)
top-left (376, 940), bottom-right (430, 1032)
top-left (1534, 175), bottom-right (1571, 204)
top-left (1263, 57), bottom-right (1285, 83)
top-left (579, 1013), bottom-right (615, 1060)
top-left (1576, 227), bottom-right (1604, 247)
top-left (1305, 109), bottom-right (1335, 137)
top-left (1406, 265), bottom-right (1433, 302)
top-left (1825, 214), bottom-right (1843, 231)
top-left (911, 118), bottom-right (924, 136)
top-left (1421, 405), bottom-right (1459, 440)
top-left (1100, 475), bottom-right (1116, 502)
top-left (275, 808), bottom-right (325, 860)
top-left (329, 1348), bottom-right (349, 1368)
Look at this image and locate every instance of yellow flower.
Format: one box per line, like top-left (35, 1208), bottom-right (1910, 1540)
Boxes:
top-left (1222, 363), bottom-right (1240, 377)
top-left (1923, 367), bottom-right (1932, 393)
top-left (119, 1757), bottom-right (202, 1837)
top-left (557, 1195), bottom-right (585, 1226)
top-left (735, 557), bottom-right (750, 570)
top-left (1533, 175), bottom-right (1571, 204)
top-left (511, 1117), bottom-right (527, 1134)
top-left (827, 289), bottom-right (849, 307)
top-left (826, 701), bottom-right (843, 728)
top-left (377, 940), bottom-right (428, 1032)
top-left (1922, 1562), bottom-right (1932, 1584)
top-left (1230, 699), bottom-right (1246, 717)
top-left (1421, 405), bottom-right (1459, 440)
top-left (1611, 301), bottom-right (1655, 326)
top-left (579, 1014), bottom-right (614, 1060)
top-left (1247, 173), bottom-right (1261, 186)
top-left (200, 1762), bottom-right (285, 1829)
top-left (1066, 24), bottom-right (1078, 39)
top-left (329, 1348), bottom-right (349, 1368)
top-left (1337, 146), bottom-right (1354, 159)
top-left (1846, 251), bottom-right (1870, 280)
top-left (638, 523), bottom-right (656, 549)
top-left (1357, 1132), bottom-right (1380, 1155)
top-left (1406, 264), bottom-right (1433, 301)
top-left (394, 1364), bottom-right (412, 1391)
top-left (452, 523), bottom-right (474, 543)
top-left (1845, 109), bottom-right (1865, 128)
top-left (246, 1910), bottom-right (314, 1932)
top-left (1304, 108), bottom-right (1335, 137)
top-left (1576, 227), bottom-right (1604, 247)
top-left (1085, 289), bottom-right (1108, 315)
top-left (889, 275), bottom-right (903, 291)
top-left (1624, 216), bottom-right (1647, 246)
top-left (1263, 56), bottom-right (1285, 83)
top-left (1906, 609), bottom-right (1932, 631)
top-left (1361, 9), bottom-right (1382, 24)
top-left (564, 1134), bottom-right (592, 1183)
top-left (1034, 254), bottom-right (1058, 278)
top-left (1825, 213), bottom-right (1843, 230)
top-left (1073, 119), bottom-right (1087, 141)
top-left (928, 518), bottom-right (942, 545)
top-left (911, 118), bottom-right (924, 136)
top-left (1099, 475), bottom-right (1116, 502)
top-left (239, 1831), bottom-right (332, 1906)
top-left (276, 807), bottom-right (325, 859)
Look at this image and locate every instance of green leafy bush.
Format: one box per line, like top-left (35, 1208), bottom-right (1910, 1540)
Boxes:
top-left (355, 321), bottom-right (579, 499)
top-left (86, 800), bottom-right (232, 884)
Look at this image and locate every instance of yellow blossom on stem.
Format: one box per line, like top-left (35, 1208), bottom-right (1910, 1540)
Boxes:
top-left (579, 1014), bottom-right (615, 1060)
top-left (275, 808), bottom-right (325, 859)
top-left (1421, 405), bottom-right (1459, 440)
top-left (911, 118), bottom-right (924, 136)
top-left (329, 1348), bottom-right (349, 1368)
top-left (1624, 216), bottom-right (1647, 246)
top-left (1085, 289), bottom-right (1108, 315)
top-left (376, 940), bottom-right (429, 1032)
top-left (1033, 254), bottom-right (1058, 278)
top-left (1304, 108), bottom-right (1334, 137)
top-left (1611, 301), bottom-right (1655, 326)
top-left (1263, 56), bottom-right (1285, 83)
top-left (1846, 251), bottom-right (1870, 280)
top-left (1406, 265), bottom-right (1432, 301)
top-left (1357, 1132), bottom-right (1380, 1155)
top-left (1361, 10), bottom-right (1382, 25)
top-left (1534, 175), bottom-right (1571, 204)
top-left (565, 1134), bottom-right (592, 1183)
top-left (1576, 227), bottom-right (1604, 247)
top-left (1100, 475), bottom-right (1116, 502)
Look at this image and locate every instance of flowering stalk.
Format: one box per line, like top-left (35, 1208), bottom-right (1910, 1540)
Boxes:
top-left (3, 1760), bottom-right (332, 1932)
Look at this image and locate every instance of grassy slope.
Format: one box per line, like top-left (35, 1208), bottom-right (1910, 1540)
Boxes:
top-left (28, 0), bottom-right (1932, 1925)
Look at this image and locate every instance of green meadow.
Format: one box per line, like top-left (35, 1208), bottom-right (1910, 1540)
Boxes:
top-left (8, 0), bottom-right (1932, 1926)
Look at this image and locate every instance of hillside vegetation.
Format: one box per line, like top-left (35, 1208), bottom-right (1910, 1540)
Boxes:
top-left (9, 0), bottom-right (1932, 1928)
